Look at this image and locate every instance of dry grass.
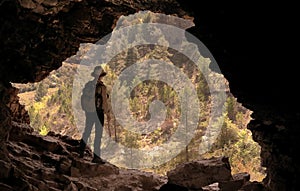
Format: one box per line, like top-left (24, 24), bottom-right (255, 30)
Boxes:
top-left (18, 87), bottom-right (58, 109)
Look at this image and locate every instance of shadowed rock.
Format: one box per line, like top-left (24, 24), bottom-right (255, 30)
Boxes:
top-left (167, 157), bottom-right (232, 190)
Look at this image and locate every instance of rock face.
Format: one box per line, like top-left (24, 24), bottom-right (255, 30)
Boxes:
top-left (0, 0), bottom-right (299, 191)
top-left (2, 123), bottom-right (266, 191)
top-left (167, 157), bottom-right (232, 189)
top-left (179, 3), bottom-right (300, 190)
top-left (164, 158), bottom-right (265, 191)
top-left (1, 122), bottom-right (167, 191)
top-left (0, 0), bottom-right (188, 83)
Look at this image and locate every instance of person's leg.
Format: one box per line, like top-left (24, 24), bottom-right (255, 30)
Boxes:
top-left (80, 112), bottom-right (95, 156)
top-left (94, 111), bottom-right (104, 157)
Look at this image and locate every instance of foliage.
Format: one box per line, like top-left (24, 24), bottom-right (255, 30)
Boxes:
top-left (201, 116), bottom-right (265, 181)
top-left (15, 11), bottom-right (265, 181)
top-left (40, 125), bottom-right (49, 136)
top-left (34, 83), bottom-right (48, 102)
top-left (18, 63), bottom-right (79, 138)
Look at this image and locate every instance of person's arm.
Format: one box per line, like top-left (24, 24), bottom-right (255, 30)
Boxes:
top-left (101, 85), bottom-right (110, 114)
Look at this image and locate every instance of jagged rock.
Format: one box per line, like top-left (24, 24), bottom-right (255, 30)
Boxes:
top-left (0, 87), bottom-right (13, 162)
top-left (167, 157), bottom-right (232, 190)
top-left (71, 159), bottom-right (119, 178)
top-left (1, 123), bottom-right (167, 191)
top-left (70, 167), bottom-right (81, 177)
top-left (1, 0), bottom-right (299, 190)
top-left (159, 183), bottom-right (189, 191)
top-left (219, 172), bottom-right (251, 191)
top-left (57, 156), bottom-right (72, 174)
top-left (238, 181), bottom-right (267, 191)
top-left (64, 182), bottom-right (78, 191)
top-left (18, 0), bottom-right (37, 9)
top-left (9, 122), bottom-right (34, 142)
top-left (42, 0), bottom-right (58, 7)
top-left (233, 172), bottom-right (251, 182)
top-left (219, 179), bottom-right (244, 191)
top-left (201, 173), bottom-right (265, 191)
top-left (0, 182), bottom-right (14, 191)
top-left (0, 160), bottom-right (12, 179)
top-left (202, 183), bottom-right (219, 191)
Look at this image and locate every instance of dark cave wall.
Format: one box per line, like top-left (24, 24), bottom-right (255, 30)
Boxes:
top-left (0, 0), bottom-right (188, 83)
top-left (0, 0), bottom-right (187, 150)
top-left (0, 82), bottom-right (29, 163)
top-left (180, 3), bottom-right (300, 190)
top-left (0, 1), bottom-right (299, 191)
top-left (1, 0), bottom-right (124, 83)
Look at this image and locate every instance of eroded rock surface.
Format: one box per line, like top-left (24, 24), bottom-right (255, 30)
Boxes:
top-left (1, 0), bottom-right (300, 190)
top-left (2, 122), bottom-right (167, 191)
top-left (2, 122), bottom-right (267, 191)
top-left (167, 157), bottom-right (232, 189)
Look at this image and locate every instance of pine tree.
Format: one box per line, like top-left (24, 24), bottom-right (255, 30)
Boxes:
top-left (34, 83), bottom-right (48, 102)
top-left (226, 97), bottom-right (237, 121)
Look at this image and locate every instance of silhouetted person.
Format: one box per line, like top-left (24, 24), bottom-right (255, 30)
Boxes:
top-left (79, 65), bottom-right (110, 163)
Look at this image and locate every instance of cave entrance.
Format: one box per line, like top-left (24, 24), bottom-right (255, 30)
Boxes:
top-left (11, 10), bottom-right (266, 182)
top-left (12, 41), bottom-right (266, 182)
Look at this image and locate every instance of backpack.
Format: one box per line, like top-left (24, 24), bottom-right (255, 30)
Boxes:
top-left (81, 80), bottom-right (109, 112)
top-left (81, 81), bottom-right (97, 112)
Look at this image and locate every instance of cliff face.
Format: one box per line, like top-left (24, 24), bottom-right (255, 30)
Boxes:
top-left (0, 1), bottom-right (299, 191)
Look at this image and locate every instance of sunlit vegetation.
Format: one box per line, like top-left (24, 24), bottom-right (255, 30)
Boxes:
top-left (16, 63), bottom-right (80, 139)
top-left (14, 11), bottom-right (266, 181)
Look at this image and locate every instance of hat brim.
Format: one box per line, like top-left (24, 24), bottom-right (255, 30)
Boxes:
top-left (92, 71), bottom-right (107, 77)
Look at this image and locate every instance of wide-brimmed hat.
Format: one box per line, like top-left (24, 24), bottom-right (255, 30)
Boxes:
top-left (91, 66), bottom-right (107, 77)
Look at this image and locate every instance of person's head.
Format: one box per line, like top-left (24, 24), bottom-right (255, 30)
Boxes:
top-left (91, 65), bottom-right (107, 78)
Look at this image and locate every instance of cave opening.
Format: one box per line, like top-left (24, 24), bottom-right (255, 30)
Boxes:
top-left (1, 0), bottom-right (299, 190)
top-left (12, 40), bottom-right (266, 182)
top-left (11, 10), bottom-right (267, 182)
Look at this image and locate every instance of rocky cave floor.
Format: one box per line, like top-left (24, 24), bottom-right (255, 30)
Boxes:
top-left (0, 121), bottom-right (267, 191)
